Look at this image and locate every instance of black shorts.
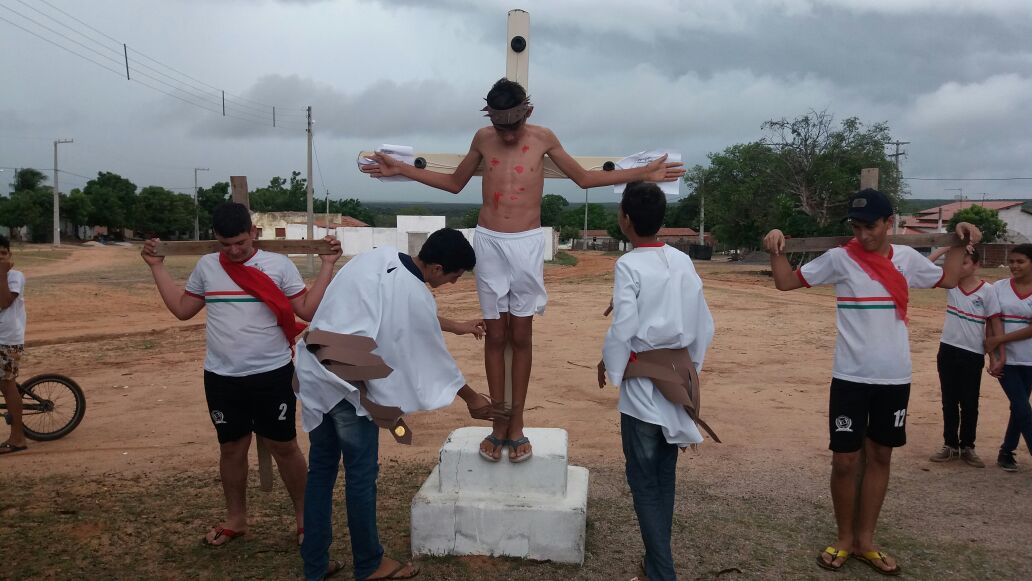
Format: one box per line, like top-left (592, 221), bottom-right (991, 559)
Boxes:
top-left (828, 378), bottom-right (910, 453)
top-left (203, 363), bottom-right (297, 444)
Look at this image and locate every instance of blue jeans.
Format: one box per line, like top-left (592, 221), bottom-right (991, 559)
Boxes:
top-left (300, 398), bottom-right (383, 581)
top-left (622, 413), bottom-right (679, 581)
top-left (998, 365), bottom-right (1032, 455)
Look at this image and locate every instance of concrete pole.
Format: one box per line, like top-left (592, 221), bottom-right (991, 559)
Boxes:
top-left (52, 138), bottom-right (73, 246)
top-left (306, 106), bottom-right (314, 273)
top-left (193, 167), bottom-right (209, 241)
top-left (583, 188), bottom-right (589, 250)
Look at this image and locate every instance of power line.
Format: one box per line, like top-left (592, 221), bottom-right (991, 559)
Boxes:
top-left (312, 135), bottom-right (328, 195)
top-left (0, 2), bottom-right (305, 129)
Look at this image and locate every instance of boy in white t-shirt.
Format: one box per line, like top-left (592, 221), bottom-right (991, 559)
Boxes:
top-left (0, 235), bottom-right (28, 455)
top-left (926, 247), bottom-right (1002, 467)
top-left (764, 189), bottom-right (980, 576)
top-left (141, 203), bottom-right (342, 546)
top-left (597, 182), bottom-right (715, 581)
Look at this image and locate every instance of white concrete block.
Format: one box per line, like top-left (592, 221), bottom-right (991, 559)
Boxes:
top-left (411, 465), bottom-right (589, 564)
top-left (436, 427), bottom-right (568, 498)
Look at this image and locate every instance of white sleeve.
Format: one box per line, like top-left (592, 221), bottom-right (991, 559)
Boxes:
top-left (278, 258), bottom-right (307, 299)
top-left (184, 259), bottom-right (205, 297)
top-left (602, 260), bottom-right (639, 387)
top-left (985, 283), bottom-right (1002, 318)
top-left (7, 271), bottom-right (24, 295)
top-left (902, 246), bottom-right (944, 289)
top-left (798, 249), bottom-right (844, 287)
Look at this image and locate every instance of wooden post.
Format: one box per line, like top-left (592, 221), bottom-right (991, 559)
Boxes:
top-left (860, 168), bottom-right (879, 191)
top-left (506, 9), bottom-right (530, 90)
top-left (230, 176), bottom-right (250, 209)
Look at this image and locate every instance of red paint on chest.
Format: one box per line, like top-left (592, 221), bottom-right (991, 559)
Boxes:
top-left (521, 145), bottom-right (530, 154)
top-left (492, 191), bottom-right (502, 208)
top-left (514, 165), bottom-right (525, 174)
top-left (510, 195), bottom-right (518, 200)
top-left (490, 158), bottom-right (500, 167)
top-left (518, 187), bottom-right (525, 192)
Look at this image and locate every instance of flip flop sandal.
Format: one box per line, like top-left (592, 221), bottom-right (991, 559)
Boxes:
top-left (325, 559), bottom-right (345, 579)
top-left (365, 560), bottom-right (420, 580)
top-left (203, 525), bottom-right (246, 546)
top-left (855, 550), bottom-right (901, 576)
top-left (479, 434), bottom-right (505, 462)
top-left (468, 393), bottom-right (511, 421)
top-left (297, 527), bottom-right (304, 546)
top-left (0, 442), bottom-right (27, 455)
top-left (816, 546), bottom-right (849, 571)
top-left (508, 436), bottom-right (533, 463)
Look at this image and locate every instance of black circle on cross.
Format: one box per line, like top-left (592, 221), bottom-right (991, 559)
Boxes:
top-left (510, 36), bottom-right (527, 53)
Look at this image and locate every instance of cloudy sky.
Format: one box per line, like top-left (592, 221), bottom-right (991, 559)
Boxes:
top-left (2, 0), bottom-right (1031, 204)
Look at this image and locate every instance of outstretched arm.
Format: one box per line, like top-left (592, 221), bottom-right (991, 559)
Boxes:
top-left (938, 222), bottom-right (982, 289)
top-left (291, 237), bottom-right (343, 321)
top-left (141, 239), bottom-right (205, 320)
top-left (439, 317), bottom-right (486, 340)
top-left (359, 135), bottom-right (483, 194)
top-left (763, 229), bottom-right (805, 291)
top-left (544, 131), bottom-right (685, 189)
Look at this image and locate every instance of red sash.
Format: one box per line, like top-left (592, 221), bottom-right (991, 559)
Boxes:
top-left (842, 239), bottom-right (909, 324)
top-left (219, 251), bottom-right (306, 349)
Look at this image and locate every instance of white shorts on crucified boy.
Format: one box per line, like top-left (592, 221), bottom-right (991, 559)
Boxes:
top-left (473, 225), bottom-right (547, 319)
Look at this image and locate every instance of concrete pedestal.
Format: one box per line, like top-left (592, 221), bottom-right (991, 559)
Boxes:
top-left (411, 427), bottom-right (589, 564)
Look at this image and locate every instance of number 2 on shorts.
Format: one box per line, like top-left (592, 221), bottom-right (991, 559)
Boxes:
top-left (893, 408), bottom-right (907, 428)
top-left (278, 403), bottom-right (288, 421)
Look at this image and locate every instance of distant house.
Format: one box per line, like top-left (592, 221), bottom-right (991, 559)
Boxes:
top-left (900, 201), bottom-right (1032, 242)
top-left (251, 211), bottom-right (368, 240)
top-left (575, 227), bottom-right (715, 250)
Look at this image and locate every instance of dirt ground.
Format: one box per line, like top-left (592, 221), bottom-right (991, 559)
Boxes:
top-left (2, 243), bottom-right (1031, 580)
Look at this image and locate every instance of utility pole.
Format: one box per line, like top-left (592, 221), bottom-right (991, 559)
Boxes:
top-left (697, 174), bottom-right (706, 246)
top-left (52, 138), bottom-right (73, 247)
top-left (582, 188), bottom-right (589, 250)
top-left (886, 140), bottom-right (909, 176)
top-left (325, 189), bottom-right (330, 237)
top-left (306, 106), bottom-right (314, 273)
top-left (193, 167), bottom-right (209, 240)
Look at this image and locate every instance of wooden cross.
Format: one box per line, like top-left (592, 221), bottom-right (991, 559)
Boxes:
top-left (782, 167), bottom-right (963, 253)
top-left (357, 10), bottom-right (624, 179)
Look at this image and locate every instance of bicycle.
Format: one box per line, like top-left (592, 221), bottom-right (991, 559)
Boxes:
top-left (2, 374), bottom-right (86, 441)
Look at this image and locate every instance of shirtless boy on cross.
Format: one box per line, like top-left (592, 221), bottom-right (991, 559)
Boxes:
top-left (361, 78), bottom-right (684, 462)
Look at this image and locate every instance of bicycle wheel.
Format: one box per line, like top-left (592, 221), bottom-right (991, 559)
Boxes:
top-left (19, 374), bottom-right (86, 441)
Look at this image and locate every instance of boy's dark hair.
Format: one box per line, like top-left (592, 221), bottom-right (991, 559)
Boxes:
top-left (212, 203), bottom-right (253, 238)
top-left (418, 228), bottom-right (476, 274)
top-left (486, 77), bottom-right (527, 110)
top-left (0, 234), bottom-right (9, 251)
top-left (1011, 243), bottom-right (1032, 261)
top-left (620, 181), bottom-right (666, 237)
top-left (967, 250), bottom-right (981, 264)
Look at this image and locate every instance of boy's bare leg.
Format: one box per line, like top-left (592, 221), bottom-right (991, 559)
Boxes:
top-left (853, 439), bottom-right (898, 572)
top-left (263, 437), bottom-right (307, 531)
top-left (481, 316), bottom-right (510, 460)
top-left (507, 315), bottom-right (533, 460)
top-left (206, 433), bottom-right (251, 544)
top-left (0, 379), bottom-right (26, 447)
top-left (823, 450), bottom-right (860, 568)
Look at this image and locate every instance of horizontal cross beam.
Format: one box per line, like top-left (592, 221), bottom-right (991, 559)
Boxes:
top-left (358, 151), bottom-right (620, 180)
top-left (783, 233), bottom-right (964, 253)
top-left (153, 239), bottom-right (336, 256)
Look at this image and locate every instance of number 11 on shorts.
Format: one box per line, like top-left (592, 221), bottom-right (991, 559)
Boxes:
top-left (893, 408), bottom-right (907, 428)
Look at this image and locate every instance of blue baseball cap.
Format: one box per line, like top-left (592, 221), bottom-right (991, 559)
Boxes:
top-left (846, 189), bottom-right (894, 224)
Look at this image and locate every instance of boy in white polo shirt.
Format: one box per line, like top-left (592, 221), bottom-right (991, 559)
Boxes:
top-left (0, 235), bottom-right (28, 455)
top-left (598, 182), bottom-right (715, 581)
top-left (764, 189), bottom-right (980, 576)
top-left (926, 247), bottom-right (1002, 467)
top-left (141, 202), bottom-right (342, 546)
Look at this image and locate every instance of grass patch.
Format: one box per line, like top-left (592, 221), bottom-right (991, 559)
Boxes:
top-left (2, 461), bottom-right (1026, 580)
top-left (549, 251), bottom-right (578, 267)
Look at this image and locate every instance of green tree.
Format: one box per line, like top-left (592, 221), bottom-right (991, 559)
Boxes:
top-left (197, 181), bottom-right (230, 238)
top-left (11, 168), bottom-right (47, 192)
top-left (460, 206), bottom-right (480, 228)
top-left (948, 205), bottom-right (1008, 243)
top-left (63, 188), bottom-right (94, 238)
top-left (83, 172), bottom-right (138, 234)
top-left (0, 189), bottom-right (52, 242)
top-left (762, 110), bottom-right (902, 227)
top-left (134, 186), bottom-right (194, 238)
top-left (330, 197), bottom-right (376, 226)
top-left (560, 203), bottom-right (613, 231)
top-left (696, 144), bottom-right (783, 249)
top-left (541, 194), bottom-right (569, 228)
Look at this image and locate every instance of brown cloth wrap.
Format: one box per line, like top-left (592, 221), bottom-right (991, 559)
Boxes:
top-left (293, 329), bottom-right (413, 445)
top-left (623, 347), bottom-right (721, 443)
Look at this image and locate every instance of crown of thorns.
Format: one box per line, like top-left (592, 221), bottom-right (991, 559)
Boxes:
top-left (481, 97), bottom-right (531, 126)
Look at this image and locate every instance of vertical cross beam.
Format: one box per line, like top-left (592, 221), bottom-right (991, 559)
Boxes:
top-left (230, 176), bottom-right (250, 209)
top-left (506, 9), bottom-right (530, 90)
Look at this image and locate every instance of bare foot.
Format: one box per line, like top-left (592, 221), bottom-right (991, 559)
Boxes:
top-left (507, 428), bottom-right (532, 462)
